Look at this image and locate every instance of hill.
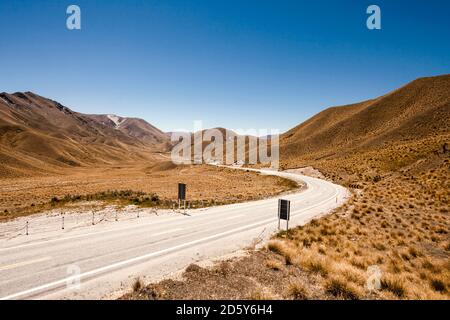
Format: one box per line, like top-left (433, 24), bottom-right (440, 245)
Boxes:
top-left (280, 75), bottom-right (450, 171)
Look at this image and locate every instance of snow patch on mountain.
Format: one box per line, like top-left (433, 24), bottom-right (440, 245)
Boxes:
top-left (107, 114), bottom-right (124, 128)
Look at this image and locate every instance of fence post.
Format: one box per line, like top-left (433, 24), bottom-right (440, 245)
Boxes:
top-left (92, 211), bottom-right (94, 225)
top-left (62, 215), bottom-right (65, 230)
top-left (26, 221), bottom-right (29, 235)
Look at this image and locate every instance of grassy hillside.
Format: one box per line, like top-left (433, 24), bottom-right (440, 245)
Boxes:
top-left (281, 75), bottom-right (450, 169)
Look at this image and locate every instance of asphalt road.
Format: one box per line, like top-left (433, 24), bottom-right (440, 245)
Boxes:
top-left (0, 168), bottom-right (348, 300)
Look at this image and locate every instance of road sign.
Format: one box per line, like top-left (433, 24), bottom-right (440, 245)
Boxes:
top-left (278, 199), bottom-right (290, 232)
top-left (278, 199), bottom-right (290, 221)
top-left (178, 183), bottom-right (186, 200)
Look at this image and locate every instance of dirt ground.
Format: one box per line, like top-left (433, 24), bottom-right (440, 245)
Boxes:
top-left (121, 251), bottom-right (335, 300)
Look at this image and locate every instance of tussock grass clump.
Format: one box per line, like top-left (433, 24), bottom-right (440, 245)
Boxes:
top-left (286, 282), bottom-right (309, 300)
top-left (267, 241), bottom-right (299, 265)
top-left (185, 264), bottom-right (203, 273)
top-left (429, 277), bottom-right (447, 293)
top-left (267, 240), bottom-right (285, 255)
top-left (325, 275), bottom-right (362, 300)
top-left (132, 277), bottom-right (144, 292)
top-left (300, 253), bottom-right (330, 276)
top-left (380, 275), bottom-right (407, 298)
top-left (266, 259), bottom-right (283, 271)
top-left (333, 263), bottom-right (366, 286)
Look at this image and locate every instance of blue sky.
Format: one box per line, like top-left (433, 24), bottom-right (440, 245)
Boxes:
top-left (0, 0), bottom-right (449, 133)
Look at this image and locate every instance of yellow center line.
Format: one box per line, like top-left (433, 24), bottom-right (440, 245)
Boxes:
top-left (0, 257), bottom-right (52, 272)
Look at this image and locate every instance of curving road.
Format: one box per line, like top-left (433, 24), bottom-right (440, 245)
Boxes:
top-left (0, 168), bottom-right (349, 300)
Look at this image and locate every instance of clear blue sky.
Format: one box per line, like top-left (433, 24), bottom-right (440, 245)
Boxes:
top-left (0, 0), bottom-right (449, 133)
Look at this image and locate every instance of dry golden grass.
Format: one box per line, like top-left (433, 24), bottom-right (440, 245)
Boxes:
top-left (324, 275), bottom-right (363, 300)
top-left (273, 133), bottom-right (449, 299)
top-left (265, 259), bottom-right (284, 271)
top-left (281, 75), bottom-right (450, 169)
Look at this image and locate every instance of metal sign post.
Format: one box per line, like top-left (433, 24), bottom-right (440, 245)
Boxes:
top-left (278, 199), bottom-right (291, 233)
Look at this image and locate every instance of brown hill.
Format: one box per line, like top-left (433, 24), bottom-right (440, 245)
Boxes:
top-left (0, 92), bottom-right (169, 178)
top-left (170, 127), bottom-right (263, 164)
top-left (281, 74), bottom-right (450, 167)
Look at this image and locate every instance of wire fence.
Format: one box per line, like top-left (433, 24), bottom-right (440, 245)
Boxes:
top-left (0, 202), bottom-right (191, 240)
top-left (0, 199), bottom-right (221, 240)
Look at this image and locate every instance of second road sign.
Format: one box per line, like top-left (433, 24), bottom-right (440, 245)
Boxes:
top-left (178, 183), bottom-right (186, 200)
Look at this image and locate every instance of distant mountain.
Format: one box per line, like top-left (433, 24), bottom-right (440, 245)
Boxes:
top-left (173, 127), bottom-right (263, 164)
top-left (0, 92), bottom-right (170, 178)
top-left (280, 74), bottom-right (450, 166)
top-left (84, 114), bottom-right (170, 146)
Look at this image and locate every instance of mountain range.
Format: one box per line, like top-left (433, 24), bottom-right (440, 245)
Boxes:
top-left (0, 74), bottom-right (449, 178)
top-left (0, 92), bottom-right (170, 178)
